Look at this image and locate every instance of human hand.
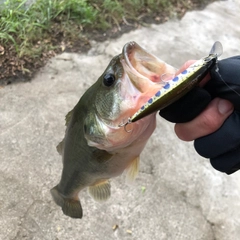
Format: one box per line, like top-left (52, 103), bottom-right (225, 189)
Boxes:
top-left (160, 56), bottom-right (240, 174)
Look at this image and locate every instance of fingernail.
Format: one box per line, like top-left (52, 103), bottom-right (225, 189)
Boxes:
top-left (218, 99), bottom-right (233, 115)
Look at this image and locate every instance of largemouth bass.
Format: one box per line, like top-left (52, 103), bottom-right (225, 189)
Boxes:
top-left (51, 41), bottom-right (176, 218)
top-left (51, 41), bottom-right (221, 218)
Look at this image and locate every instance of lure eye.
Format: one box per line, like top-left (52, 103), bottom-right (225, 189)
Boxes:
top-left (103, 73), bottom-right (116, 87)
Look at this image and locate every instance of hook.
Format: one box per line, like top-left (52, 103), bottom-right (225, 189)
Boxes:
top-left (118, 118), bottom-right (132, 133)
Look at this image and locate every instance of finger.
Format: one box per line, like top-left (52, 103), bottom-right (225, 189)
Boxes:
top-left (210, 147), bottom-right (240, 174)
top-left (174, 98), bottom-right (234, 141)
top-left (205, 57), bottom-right (240, 111)
top-left (194, 110), bottom-right (240, 158)
top-left (199, 72), bottom-right (211, 87)
top-left (160, 87), bottom-right (211, 123)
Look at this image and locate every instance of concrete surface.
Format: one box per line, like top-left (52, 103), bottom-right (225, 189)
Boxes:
top-left (1, 0), bottom-right (240, 239)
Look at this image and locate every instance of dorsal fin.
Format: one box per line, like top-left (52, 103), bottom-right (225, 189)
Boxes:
top-left (125, 156), bottom-right (140, 183)
top-left (88, 180), bottom-right (111, 202)
top-left (56, 109), bottom-right (73, 156)
top-left (65, 109), bottom-right (73, 126)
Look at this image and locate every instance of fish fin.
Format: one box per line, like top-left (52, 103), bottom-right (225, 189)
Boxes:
top-left (65, 109), bottom-right (73, 126)
top-left (56, 139), bottom-right (64, 155)
top-left (88, 180), bottom-right (111, 202)
top-left (56, 109), bottom-right (73, 156)
top-left (126, 156), bottom-right (140, 183)
top-left (50, 185), bottom-right (83, 219)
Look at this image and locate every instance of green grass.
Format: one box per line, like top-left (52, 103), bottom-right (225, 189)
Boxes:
top-left (0, 0), bottom-right (98, 57)
top-left (0, 0), bottom-right (215, 83)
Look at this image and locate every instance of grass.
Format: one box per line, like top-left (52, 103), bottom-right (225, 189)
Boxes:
top-left (0, 0), bottom-right (215, 84)
top-left (0, 0), bottom-right (97, 57)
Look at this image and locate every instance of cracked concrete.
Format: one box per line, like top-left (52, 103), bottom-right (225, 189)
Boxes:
top-left (1, 0), bottom-right (240, 239)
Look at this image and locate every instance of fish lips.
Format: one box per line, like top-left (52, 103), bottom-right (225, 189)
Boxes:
top-left (121, 41), bottom-right (176, 93)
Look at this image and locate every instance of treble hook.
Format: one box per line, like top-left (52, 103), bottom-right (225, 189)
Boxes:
top-left (118, 118), bottom-right (132, 133)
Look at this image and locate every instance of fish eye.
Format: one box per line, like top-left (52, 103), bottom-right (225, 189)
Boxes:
top-left (103, 73), bottom-right (116, 87)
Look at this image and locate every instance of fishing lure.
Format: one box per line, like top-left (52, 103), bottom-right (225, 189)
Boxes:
top-left (120, 41), bottom-right (223, 128)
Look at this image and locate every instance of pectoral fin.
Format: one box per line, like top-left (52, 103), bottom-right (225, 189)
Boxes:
top-left (56, 139), bottom-right (64, 155)
top-left (88, 180), bottom-right (111, 202)
top-left (126, 156), bottom-right (140, 183)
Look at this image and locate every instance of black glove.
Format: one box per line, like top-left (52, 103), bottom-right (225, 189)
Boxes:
top-left (160, 56), bottom-right (240, 174)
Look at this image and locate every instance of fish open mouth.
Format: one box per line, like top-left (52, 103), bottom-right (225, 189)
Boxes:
top-left (121, 41), bottom-right (176, 93)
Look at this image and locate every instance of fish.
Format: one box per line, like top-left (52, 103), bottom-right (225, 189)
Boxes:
top-left (50, 41), bottom-right (177, 218)
top-left (121, 41), bottom-right (223, 124)
top-left (50, 41), bottom-right (221, 219)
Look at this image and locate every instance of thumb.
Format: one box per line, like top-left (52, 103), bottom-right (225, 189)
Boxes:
top-left (174, 98), bottom-right (233, 141)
